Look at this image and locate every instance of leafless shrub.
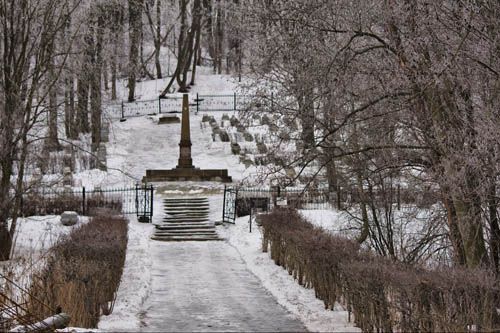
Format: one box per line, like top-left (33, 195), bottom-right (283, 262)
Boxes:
top-left (19, 191), bottom-right (123, 217)
top-left (26, 212), bottom-right (128, 328)
top-left (260, 209), bottom-right (500, 331)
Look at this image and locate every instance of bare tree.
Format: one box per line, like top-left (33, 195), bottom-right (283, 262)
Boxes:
top-left (0, 0), bottom-right (81, 261)
top-left (128, 0), bottom-right (143, 102)
top-left (241, 0), bottom-right (500, 269)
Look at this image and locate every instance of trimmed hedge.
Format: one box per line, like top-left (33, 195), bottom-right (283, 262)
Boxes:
top-left (27, 210), bottom-right (128, 328)
top-left (259, 209), bottom-right (500, 332)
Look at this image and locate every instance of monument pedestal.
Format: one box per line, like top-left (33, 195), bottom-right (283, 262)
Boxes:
top-left (143, 94), bottom-right (232, 183)
top-left (143, 168), bottom-right (232, 182)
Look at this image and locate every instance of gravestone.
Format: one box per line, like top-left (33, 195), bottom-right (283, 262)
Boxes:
top-left (159, 115), bottom-right (180, 124)
top-left (101, 122), bottom-right (110, 143)
top-left (61, 211), bottom-right (79, 226)
top-left (98, 144), bottom-right (107, 171)
top-left (63, 167), bottom-right (73, 186)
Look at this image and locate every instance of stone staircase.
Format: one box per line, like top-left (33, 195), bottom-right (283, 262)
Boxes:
top-left (151, 197), bottom-right (222, 241)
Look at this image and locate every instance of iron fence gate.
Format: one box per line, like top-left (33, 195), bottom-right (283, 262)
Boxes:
top-left (222, 185), bottom-right (237, 224)
top-left (135, 184), bottom-right (154, 222)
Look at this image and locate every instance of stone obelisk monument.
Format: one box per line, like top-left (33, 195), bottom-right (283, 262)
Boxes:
top-left (143, 93), bottom-right (232, 182)
top-left (177, 94), bottom-right (194, 168)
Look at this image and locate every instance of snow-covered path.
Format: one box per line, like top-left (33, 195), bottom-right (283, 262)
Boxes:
top-left (139, 240), bottom-right (305, 332)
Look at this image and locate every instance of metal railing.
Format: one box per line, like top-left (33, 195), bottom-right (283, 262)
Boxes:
top-left (104, 93), bottom-right (273, 120)
top-left (19, 184), bottom-right (154, 220)
top-left (223, 186), bottom-right (337, 223)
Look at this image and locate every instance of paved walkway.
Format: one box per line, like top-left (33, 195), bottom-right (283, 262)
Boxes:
top-left (139, 241), bottom-right (306, 332)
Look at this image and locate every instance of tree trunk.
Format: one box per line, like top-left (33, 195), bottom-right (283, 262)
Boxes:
top-left (216, 4), bottom-right (223, 74)
top-left (453, 193), bottom-right (489, 268)
top-left (64, 74), bottom-right (75, 139)
top-left (488, 184), bottom-right (500, 273)
top-left (0, 95), bottom-right (16, 261)
top-left (47, 58), bottom-right (61, 151)
top-left (299, 93), bottom-right (315, 150)
top-left (91, 13), bottom-right (104, 151)
top-left (111, 55), bottom-right (117, 100)
top-left (128, 0), bottom-right (143, 102)
top-left (440, 189), bottom-right (466, 266)
top-left (103, 60), bottom-right (109, 91)
top-left (190, 10), bottom-right (202, 86)
top-left (155, 0), bottom-right (162, 79)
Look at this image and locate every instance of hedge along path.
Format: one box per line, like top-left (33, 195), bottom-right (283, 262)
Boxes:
top-left (259, 209), bottom-right (500, 332)
top-left (27, 211), bottom-right (128, 328)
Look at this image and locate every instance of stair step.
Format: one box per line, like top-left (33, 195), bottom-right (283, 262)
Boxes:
top-left (155, 227), bottom-right (216, 232)
top-left (151, 236), bottom-right (223, 242)
top-left (164, 216), bottom-right (208, 219)
top-left (163, 207), bottom-right (210, 212)
top-left (165, 202), bottom-right (209, 205)
top-left (163, 215), bottom-right (208, 219)
top-left (164, 212), bottom-right (208, 216)
top-left (165, 210), bottom-right (209, 215)
top-left (152, 197), bottom-right (221, 242)
top-left (154, 230), bottom-right (217, 236)
top-left (162, 219), bottom-right (209, 225)
top-left (165, 208), bottom-right (209, 211)
top-left (156, 222), bottom-right (214, 229)
top-left (164, 199), bottom-right (208, 203)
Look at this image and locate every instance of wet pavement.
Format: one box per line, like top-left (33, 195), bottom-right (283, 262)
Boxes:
top-left (139, 241), bottom-right (306, 332)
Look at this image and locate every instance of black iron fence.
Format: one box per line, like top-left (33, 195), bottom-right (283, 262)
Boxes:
top-left (104, 93), bottom-right (272, 119)
top-left (222, 184), bottom-right (438, 223)
top-left (222, 186), bottom-right (335, 223)
top-left (20, 184), bottom-right (154, 221)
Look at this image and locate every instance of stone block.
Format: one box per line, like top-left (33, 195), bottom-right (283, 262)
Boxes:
top-left (63, 167), bottom-right (73, 186)
top-left (244, 132), bottom-right (254, 142)
top-left (231, 142), bottom-right (241, 155)
top-left (159, 115), bottom-right (180, 124)
top-left (61, 211), bottom-right (79, 226)
top-left (230, 115), bottom-right (239, 127)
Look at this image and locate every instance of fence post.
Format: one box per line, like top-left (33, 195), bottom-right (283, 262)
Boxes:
top-left (158, 96), bottom-right (161, 114)
top-left (234, 92), bottom-right (237, 111)
top-left (196, 93), bottom-right (199, 114)
top-left (271, 92), bottom-right (274, 111)
top-left (144, 184), bottom-right (148, 220)
top-left (135, 184), bottom-right (139, 216)
top-left (222, 185), bottom-right (227, 223)
top-left (121, 101), bottom-right (124, 119)
top-left (337, 188), bottom-right (342, 210)
top-left (233, 188), bottom-right (238, 222)
top-left (150, 184), bottom-right (154, 220)
top-left (82, 187), bottom-right (86, 215)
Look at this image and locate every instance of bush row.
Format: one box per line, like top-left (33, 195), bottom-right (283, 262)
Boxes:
top-left (259, 209), bottom-right (500, 332)
top-left (27, 210), bottom-right (128, 328)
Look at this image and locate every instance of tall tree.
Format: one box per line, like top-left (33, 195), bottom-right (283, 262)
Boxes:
top-left (128, 0), bottom-right (143, 102)
top-left (0, 0), bottom-right (80, 261)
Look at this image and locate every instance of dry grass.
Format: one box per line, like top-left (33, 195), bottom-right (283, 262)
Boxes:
top-left (26, 210), bottom-right (128, 328)
top-left (259, 209), bottom-right (500, 332)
